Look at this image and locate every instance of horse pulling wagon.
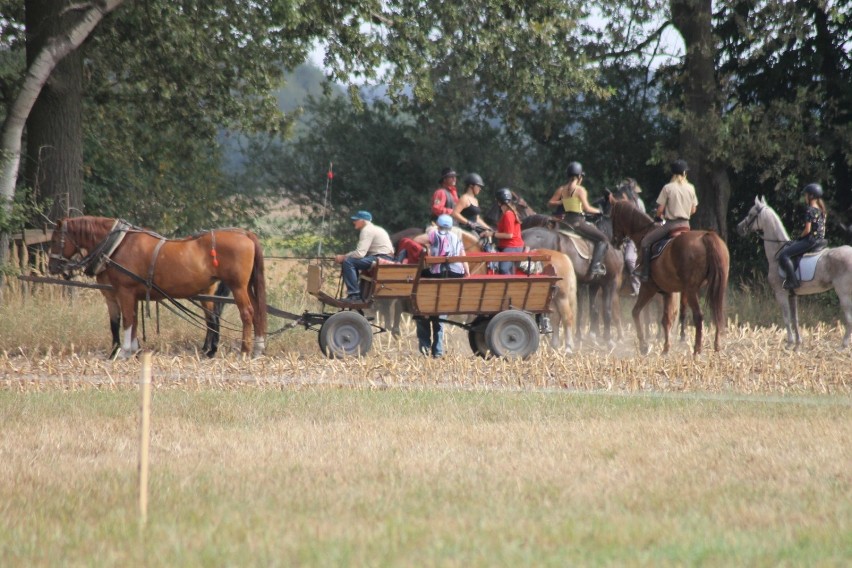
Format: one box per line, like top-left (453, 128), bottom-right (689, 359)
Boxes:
top-left (34, 215), bottom-right (563, 359)
top-left (302, 252), bottom-right (561, 359)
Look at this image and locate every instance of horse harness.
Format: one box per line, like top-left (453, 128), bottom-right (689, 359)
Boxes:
top-left (50, 218), bottom-right (134, 277)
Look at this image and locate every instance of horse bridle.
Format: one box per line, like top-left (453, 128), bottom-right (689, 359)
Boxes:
top-left (48, 222), bottom-right (84, 276)
top-left (742, 203), bottom-right (789, 243)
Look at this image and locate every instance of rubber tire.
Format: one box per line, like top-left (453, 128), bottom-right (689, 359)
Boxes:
top-left (485, 310), bottom-right (540, 358)
top-left (467, 316), bottom-right (491, 358)
top-left (319, 311), bottom-right (373, 358)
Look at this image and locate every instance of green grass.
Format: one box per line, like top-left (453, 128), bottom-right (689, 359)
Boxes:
top-left (1, 389), bottom-right (849, 566)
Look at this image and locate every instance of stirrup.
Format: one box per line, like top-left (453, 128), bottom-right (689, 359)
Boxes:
top-left (782, 278), bottom-right (799, 290)
top-left (590, 263), bottom-right (606, 277)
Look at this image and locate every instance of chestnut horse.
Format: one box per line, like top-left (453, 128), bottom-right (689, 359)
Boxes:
top-left (48, 216), bottom-right (267, 358)
top-left (610, 201), bottom-right (728, 355)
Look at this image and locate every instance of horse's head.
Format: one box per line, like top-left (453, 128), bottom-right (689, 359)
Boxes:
top-left (483, 191), bottom-right (535, 226)
top-left (736, 196), bottom-right (768, 238)
top-left (610, 200), bottom-right (652, 244)
top-left (512, 191), bottom-right (536, 220)
top-left (48, 219), bottom-right (82, 276)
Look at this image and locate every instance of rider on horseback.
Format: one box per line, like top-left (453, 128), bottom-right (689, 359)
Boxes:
top-left (778, 183), bottom-right (827, 290)
top-left (547, 161), bottom-right (609, 277)
top-left (453, 173), bottom-right (493, 236)
top-left (636, 159), bottom-right (698, 283)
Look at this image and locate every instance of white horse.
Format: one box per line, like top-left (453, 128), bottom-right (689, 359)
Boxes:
top-left (736, 196), bottom-right (852, 348)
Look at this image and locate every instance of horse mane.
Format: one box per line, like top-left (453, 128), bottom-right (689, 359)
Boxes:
top-left (757, 201), bottom-right (791, 241)
top-left (66, 216), bottom-right (116, 242)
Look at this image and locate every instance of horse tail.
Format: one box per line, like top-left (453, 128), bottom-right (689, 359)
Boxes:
top-left (703, 232), bottom-right (729, 333)
top-left (248, 232), bottom-right (268, 336)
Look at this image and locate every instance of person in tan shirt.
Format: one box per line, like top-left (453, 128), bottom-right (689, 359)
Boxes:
top-left (334, 210), bottom-right (394, 302)
top-left (636, 159), bottom-right (698, 282)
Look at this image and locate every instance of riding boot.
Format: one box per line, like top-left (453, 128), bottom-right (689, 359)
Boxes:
top-left (588, 241), bottom-right (608, 277)
top-left (779, 256), bottom-right (800, 290)
top-left (637, 246), bottom-right (651, 282)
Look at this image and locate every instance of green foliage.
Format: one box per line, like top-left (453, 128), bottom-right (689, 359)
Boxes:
top-left (242, 92), bottom-right (554, 247)
top-left (0, 185), bottom-right (48, 234)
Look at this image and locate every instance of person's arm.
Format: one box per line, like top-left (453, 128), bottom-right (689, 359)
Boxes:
top-left (800, 221), bottom-right (812, 238)
top-left (430, 190), bottom-right (447, 218)
top-left (655, 203), bottom-right (666, 220)
top-left (492, 212), bottom-right (513, 240)
top-left (579, 188), bottom-right (601, 215)
top-left (348, 227), bottom-right (373, 259)
top-left (547, 185), bottom-right (564, 207)
top-left (451, 196), bottom-right (470, 226)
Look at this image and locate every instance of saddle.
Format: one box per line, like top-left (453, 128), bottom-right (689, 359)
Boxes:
top-left (649, 227), bottom-right (690, 261)
top-left (775, 240), bottom-right (828, 283)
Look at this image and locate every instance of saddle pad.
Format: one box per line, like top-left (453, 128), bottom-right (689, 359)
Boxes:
top-left (776, 250), bottom-right (825, 283)
top-left (558, 230), bottom-right (591, 259)
top-left (650, 237), bottom-right (674, 260)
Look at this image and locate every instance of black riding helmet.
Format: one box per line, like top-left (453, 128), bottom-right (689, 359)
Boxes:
top-left (804, 183), bottom-right (824, 198)
top-left (566, 161), bottom-right (583, 177)
top-left (464, 173), bottom-right (484, 187)
top-left (496, 188), bottom-right (513, 204)
top-left (671, 159), bottom-right (689, 175)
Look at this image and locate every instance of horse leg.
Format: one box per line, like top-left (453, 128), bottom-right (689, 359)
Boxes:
top-left (839, 291), bottom-right (852, 349)
top-left (115, 292), bottom-right (140, 360)
top-left (678, 292), bottom-right (688, 342)
top-left (575, 283), bottom-right (586, 346)
top-left (602, 284), bottom-right (614, 347)
top-left (660, 293), bottom-right (676, 355)
top-left (684, 291), bottom-right (704, 355)
top-left (587, 286), bottom-right (598, 341)
top-left (788, 293), bottom-right (801, 349)
top-left (774, 286), bottom-right (795, 345)
top-left (201, 299), bottom-right (221, 358)
top-left (232, 287), bottom-right (255, 354)
top-left (100, 289), bottom-right (122, 359)
top-left (632, 286), bottom-right (657, 355)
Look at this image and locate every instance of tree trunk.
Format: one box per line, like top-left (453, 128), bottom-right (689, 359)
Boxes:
top-left (0, 0), bottom-right (124, 270)
top-left (670, 0), bottom-right (731, 239)
top-left (25, 0), bottom-right (85, 222)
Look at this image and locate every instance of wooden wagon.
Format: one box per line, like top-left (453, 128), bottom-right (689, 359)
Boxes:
top-left (305, 252), bottom-right (561, 359)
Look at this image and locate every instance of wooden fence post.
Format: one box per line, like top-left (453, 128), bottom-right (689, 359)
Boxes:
top-left (138, 352), bottom-right (153, 527)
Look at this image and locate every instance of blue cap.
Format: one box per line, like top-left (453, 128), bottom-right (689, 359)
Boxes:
top-left (436, 214), bottom-right (453, 229)
top-left (350, 210), bottom-right (372, 221)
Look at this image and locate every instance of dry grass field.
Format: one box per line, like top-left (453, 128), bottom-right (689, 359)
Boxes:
top-left (1, 266), bottom-right (850, 565)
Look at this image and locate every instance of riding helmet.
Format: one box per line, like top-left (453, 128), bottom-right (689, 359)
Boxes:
top-left (496, 188), bottom-right (513, 204)
top-left (671, 159), bottom-right (689, 175)
top-left (803, 183), bottom-right (823, 198)
top-left (464, 173), bottom-right (484, 187)
top-left (566, 161), bottom-right (584, 177)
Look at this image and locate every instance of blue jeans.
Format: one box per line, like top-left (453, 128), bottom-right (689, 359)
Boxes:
top-left (341, 255), bottom-right (377, 296)
top-left (498, 246), bottom-right (525, 275)
top-left (416, 316), bottom-right (446, 357)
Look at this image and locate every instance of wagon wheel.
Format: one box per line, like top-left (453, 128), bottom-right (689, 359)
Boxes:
top-left (485, 310), bottom-right (540, 358)
top-left (467, 316), bottom-right (491, 358)
top-left (319, 311), bottom-right (373, 358)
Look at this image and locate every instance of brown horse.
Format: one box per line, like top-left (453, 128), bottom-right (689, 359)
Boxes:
top-left (48, 216), bottom-right (267, 358)
top-left (610, 201), bottom-right (728, 355)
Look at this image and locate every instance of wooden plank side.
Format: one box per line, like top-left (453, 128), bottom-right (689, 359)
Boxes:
top-left (371, 264), bottom-right (420, 298)
top-left (412, 278), bottom-right (558, 315)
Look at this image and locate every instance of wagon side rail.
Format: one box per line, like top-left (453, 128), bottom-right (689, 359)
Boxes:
top-left (411, 252), bottom-right (559, 317)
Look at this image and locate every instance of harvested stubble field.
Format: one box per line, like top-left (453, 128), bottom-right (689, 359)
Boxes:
top-left (1, 274), bottom-right (850, 565)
